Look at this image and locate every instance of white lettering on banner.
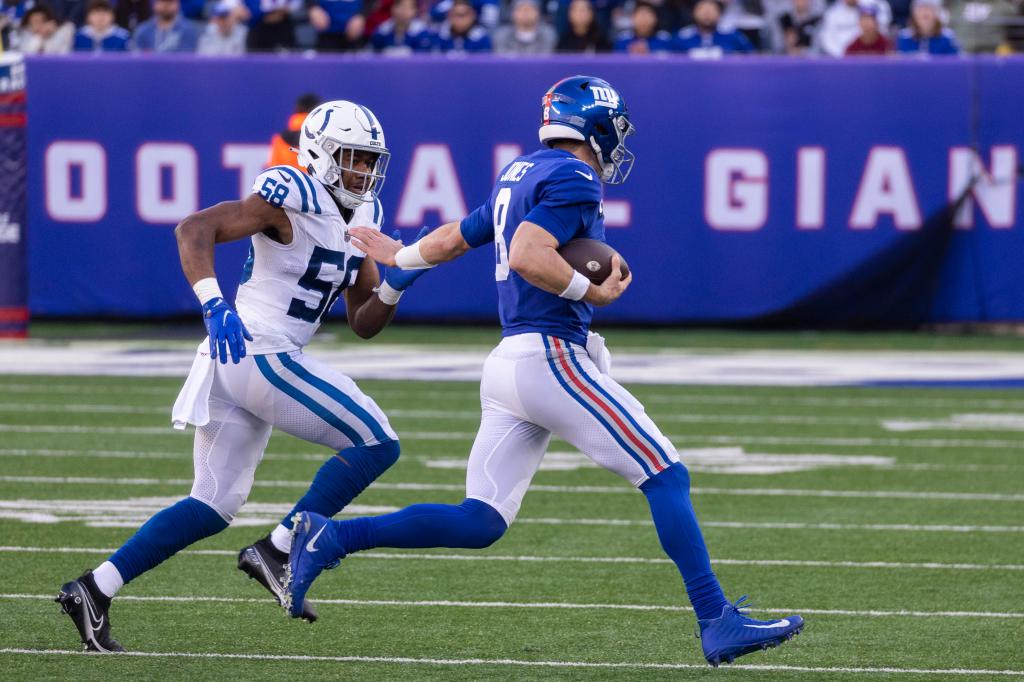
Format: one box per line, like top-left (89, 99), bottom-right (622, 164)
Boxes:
top-left (948, 146), bottom-right (1017, 229)
top-left (796, 147), bottom-right (825, 230)
top-left (705, 149), bottom-right (768, 231)
top-left (44, 141), bottom-right (107, 222)
top-left (136, 143), bottom-right (198, 224)
top-left (849, 147), bottom-right (922, 230)
top-left (223, 144), bottom-right (270, 199)
top-left (603, 201), bottom-right (630, 227)
top-left (396, 144), bottom-right (468, 226)
top-left (494, 144), bottom-right (523, 181)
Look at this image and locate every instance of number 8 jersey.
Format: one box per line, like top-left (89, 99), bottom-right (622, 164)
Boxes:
top-left (235, 165), bottom-right (383, 353)
top-left (459, 148), bottom-right (605, 347)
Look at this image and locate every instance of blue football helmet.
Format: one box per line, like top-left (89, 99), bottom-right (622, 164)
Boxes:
top-left (538, 75), bottom-right (636, 185)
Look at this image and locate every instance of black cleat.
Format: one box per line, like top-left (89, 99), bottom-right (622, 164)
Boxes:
top-left (55, 571), bottom-right (125, 653)
top-left (238, 535), bottom-right (318, 622)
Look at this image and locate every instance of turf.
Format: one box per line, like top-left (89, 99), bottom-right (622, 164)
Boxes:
top-left (0, 365), bottom-right (1022, 680)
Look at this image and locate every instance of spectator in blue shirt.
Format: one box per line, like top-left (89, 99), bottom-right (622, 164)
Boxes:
top-left (372, 0), bottom-right (433, 52)
top-left (614, 1), bottom-right (672, 53)
top-left (0, 0), bottom-right (26, 50)
top-left (434, 0), bottom-right (491, 52)
top-left (896, 0), bottom-right (959, 54)
top-left (674, 0), bottom-right (753, 56)
top-left (73, 0), bottom-right (129, 50)
top-left (429, 0), bottom-right (498, 29)
top-left (309, 0), bottom-right (365, 51)
top-left (241, 0), bottom-right (298, 51)
top-left (132, 0), bottom-right (199, 51)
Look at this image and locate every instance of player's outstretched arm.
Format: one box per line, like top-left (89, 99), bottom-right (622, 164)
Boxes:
top-left (349, 221), bottom-right (470, 269)
top-left (343, 256), bottom-right (397, 339)
top-left (508, 222), bottom-right (631, 307)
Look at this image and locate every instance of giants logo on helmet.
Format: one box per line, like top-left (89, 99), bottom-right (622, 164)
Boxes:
top-left (590, 86), bottom-right (620, 109)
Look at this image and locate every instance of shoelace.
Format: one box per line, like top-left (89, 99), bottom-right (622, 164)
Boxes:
top-left (694, 595), bottom-right (757, 639)
top-left (731, 595), bottom-right (755, 615)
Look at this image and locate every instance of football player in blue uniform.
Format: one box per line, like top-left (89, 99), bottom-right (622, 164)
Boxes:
top-left (285, 76), bottom-right (804, 666)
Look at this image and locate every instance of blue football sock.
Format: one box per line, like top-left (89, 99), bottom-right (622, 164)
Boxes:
top-left (330, 498), bottom-right (507, 555)
top-left (281, 440), bottom-right (400, 529)
top-left (640, 462), bottom-right (729, 621)
top-left (108, 496), bottom-right (228, 585)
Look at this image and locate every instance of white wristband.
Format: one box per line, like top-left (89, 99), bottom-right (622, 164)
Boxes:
top-left (192, 277), bottom-right (223, 305)
top-left (376, 281), bottom-right (404, 306)
top-left (395, 242), bottom-right (434, 270)
top-left (559, 271), bottom-right (591, 301)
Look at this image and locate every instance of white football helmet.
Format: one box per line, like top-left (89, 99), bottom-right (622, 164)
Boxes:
top-left (297, 100), bottom-right (389, 209)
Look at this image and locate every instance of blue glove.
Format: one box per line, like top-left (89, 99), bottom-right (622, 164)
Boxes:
top-left (202, 297), bottom-right (253, 365)
top-left (383, 227), bottom-right (432, 292)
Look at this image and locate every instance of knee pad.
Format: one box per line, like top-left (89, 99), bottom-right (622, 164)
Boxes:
top-left (191, 419), bottom-right (261, 522)
top-left (457, 499), bottom-right (508, 549)
top-left (190, 466), bottom-right (252, 522)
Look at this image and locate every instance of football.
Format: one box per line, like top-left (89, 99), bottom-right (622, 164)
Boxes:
top-left (557, 238), bottom-right (630, 284)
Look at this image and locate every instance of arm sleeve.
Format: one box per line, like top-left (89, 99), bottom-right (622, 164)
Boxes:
top-left (522, 163), bottom-right (602, 245)
top-left (459, 200), bottom-right (495, 248)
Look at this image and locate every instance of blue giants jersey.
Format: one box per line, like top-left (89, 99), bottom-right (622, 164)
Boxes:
top-left (460, 148), bottom-right (605, 346)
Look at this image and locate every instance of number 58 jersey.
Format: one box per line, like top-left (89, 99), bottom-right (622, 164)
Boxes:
top-left (235, 165), bottom-right (383, 354)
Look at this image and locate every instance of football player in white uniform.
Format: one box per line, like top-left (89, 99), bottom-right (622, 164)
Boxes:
top-left (55, 100), bottom-right (424, 651)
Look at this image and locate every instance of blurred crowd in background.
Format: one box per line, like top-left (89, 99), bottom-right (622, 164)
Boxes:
top-left (3, 0), bottom-right (1023, 57)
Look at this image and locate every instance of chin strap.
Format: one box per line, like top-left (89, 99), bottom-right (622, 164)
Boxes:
top-left (589, 137), bottom-right (613, 181)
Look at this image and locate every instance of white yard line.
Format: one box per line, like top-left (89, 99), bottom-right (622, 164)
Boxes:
top-left (642, 393), bottom-right (1024, 409)
top-left (0, 402), bottom-right (924, 426)
top-left (0, 448), bottom-right (327, 462)
top-left (1, 447), bottom-right (1016, 474)
top-left (2, 474), bottom-right (1020, 502)
top-left (681, 435), bottom-right (1024, 450)
top-left (2, 422), bottom-right (1024, 450)
top-left (1, 594), bottom-right (1023, 621)
top-left (1, 546), bottom-right (1020, 573)
top-left (0, 647), bottom-right (1020, 676)
top-left (520, 518), bottom-right (1024, 534)
top-left (6, 378), bottom-right (1024, 410)
top-left (13, 424), bottom-right (1024, 451)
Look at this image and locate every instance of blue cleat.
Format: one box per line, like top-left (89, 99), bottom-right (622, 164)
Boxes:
top-left (697, 596), bottom-right (804, 667)
top-left (283, 511), bottom-right (343, 619)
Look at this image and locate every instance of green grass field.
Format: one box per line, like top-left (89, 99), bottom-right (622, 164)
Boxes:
top-left (1, 328), bottom-right (1022, 680)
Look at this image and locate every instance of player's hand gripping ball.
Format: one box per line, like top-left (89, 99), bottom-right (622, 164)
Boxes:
top-left (557, 238), bottom-right (630, 284)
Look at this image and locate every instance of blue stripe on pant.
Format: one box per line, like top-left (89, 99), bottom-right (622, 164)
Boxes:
top-left (563, 343), bottom-right (673, 469)
top-left (541, 335), bottom-right (654, 477)
top-left (254, 354), bottom-right (366, 446)
top-left (275, 352), bottom-right (391, 444)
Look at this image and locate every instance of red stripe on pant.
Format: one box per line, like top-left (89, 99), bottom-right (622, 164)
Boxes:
top-left (551, 337), bottom-right (665, 473)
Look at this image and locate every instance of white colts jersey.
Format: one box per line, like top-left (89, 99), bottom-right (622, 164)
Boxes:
top-left (235, 165), bottom-right (383, 353)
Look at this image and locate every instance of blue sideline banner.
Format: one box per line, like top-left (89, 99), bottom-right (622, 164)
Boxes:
top-left (26, 56), bottom-right (1024, 324)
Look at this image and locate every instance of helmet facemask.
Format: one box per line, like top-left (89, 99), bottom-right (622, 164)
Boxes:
top-left (589, 114), bottom-right (636, 185)
top-left (308, 138), bottom-right (390, 209)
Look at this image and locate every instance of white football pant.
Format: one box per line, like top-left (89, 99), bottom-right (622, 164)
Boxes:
top-left (466, 333), bottom-right (680, 524)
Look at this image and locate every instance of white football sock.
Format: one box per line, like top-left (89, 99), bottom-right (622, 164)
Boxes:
top-left (92, 561), bottom-right (124, 598)
top-left (270, 524), bottom-right (292, 554)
